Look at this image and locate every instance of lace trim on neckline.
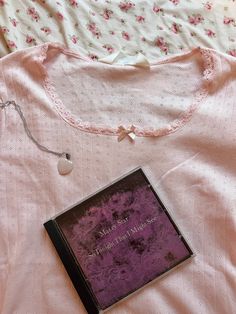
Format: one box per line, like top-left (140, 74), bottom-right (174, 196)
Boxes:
top-left (40, 42), bottom-right (218, 138)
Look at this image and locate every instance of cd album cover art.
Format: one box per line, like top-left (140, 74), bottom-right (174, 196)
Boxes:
top-left (44, 168), bottom-right (194, 314)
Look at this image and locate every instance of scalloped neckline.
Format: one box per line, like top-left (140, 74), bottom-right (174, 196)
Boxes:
top-left (39, 42), bottom-right (218, 139)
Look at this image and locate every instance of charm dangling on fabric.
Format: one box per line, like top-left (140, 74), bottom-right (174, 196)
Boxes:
top-left (57, 153), bottom-right (73, 175)
top-left (0, 100), bottom-right (73, 176)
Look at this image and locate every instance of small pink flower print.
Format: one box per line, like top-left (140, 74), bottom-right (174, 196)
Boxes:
top-left (223, 16), bottom-right (235, 25)
top-left (87, 22), bottom-right (101, 39)
top-left (32, 13), bottom-right (40, 22)
top-left (171, 22), bottom-right (181, 34)
top-left (205, 29), bottom-right (215, 37)
top-left (0, 0), bottom-right (6, 6)
top-left (188, 14), bottom-right (204, 25)
top-left (119, 1), bottom-right (135, 12)
top-left (155, 37), bottom-right (165, 46)
top-left (40, 26), bottom-right (51, 35)
top-left (136, 15), bottom-right (145, 23)
top-left (7, 40), bottom-right (17, 49)
top-left (70, 35), bottom-right (79, 44)
top-left (9, 18), bottom-right (19, 27)
top-left (56, 11), bottom-right (64, 21)
top-left (155, 37), bottom-right (169, 54)
top-left (170, 0), bottom-right (180, 5)
top-left (204, 1), bottom-right (212, 11)
top-left (122, 31), bottom-right (130, 41)
top-left (0, 26), bottom-right (9, 34)
top-left (26, 35), bottom-right (36, 44)
top-left (160, 46), bottom-right (169, 55)
top-left (102, 9), bottom-right (113, 20)
top-left (69, 0), bottom-right (78, 7)
top-left (27, 7), bottom-right (40, 22)
top-left (27, 7), bottom-right (35, 15)
top-left (103, 44), bottom-right (114, 54)
top-left (228, 49), bottom-right (236, 57)
top-left (88, 22), bottom-right (96, 31)
top-left (88, 53), bottom-right (98, 61)
top-left (109, 30), bottom-right (115, 35)
top-left (153, 5), bottom-right (163, 14)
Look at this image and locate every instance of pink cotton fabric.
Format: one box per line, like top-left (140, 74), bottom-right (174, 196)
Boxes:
top-left (0, 42), bottom-right (236, 314)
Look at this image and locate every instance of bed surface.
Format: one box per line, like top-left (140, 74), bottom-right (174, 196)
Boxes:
top-left (0, 0), bottom-right (235, 59)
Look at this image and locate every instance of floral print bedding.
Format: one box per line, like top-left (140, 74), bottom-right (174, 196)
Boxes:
top-left (0, 0), bottom-right (235, 59)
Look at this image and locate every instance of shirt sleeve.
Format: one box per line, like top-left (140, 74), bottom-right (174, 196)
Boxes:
top-left (0, 59), bottom-right (7, 102)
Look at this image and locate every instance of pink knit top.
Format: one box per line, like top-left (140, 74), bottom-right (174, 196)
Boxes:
top-left (0, 42), bottom-right (235, 314)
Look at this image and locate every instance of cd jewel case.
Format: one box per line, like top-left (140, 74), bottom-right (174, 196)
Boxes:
top-left (44, 167), bottom-right (194, 314)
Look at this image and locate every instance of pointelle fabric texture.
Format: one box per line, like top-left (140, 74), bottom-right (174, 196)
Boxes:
top-left (0, 42), bottom-right (235, 314)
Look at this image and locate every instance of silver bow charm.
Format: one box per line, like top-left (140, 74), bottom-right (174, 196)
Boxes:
top-left (117, 125), bottom-right (136, 142)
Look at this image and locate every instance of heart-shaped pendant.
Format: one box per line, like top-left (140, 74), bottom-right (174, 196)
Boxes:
top-left (57, 154), bottom-right (73, 175)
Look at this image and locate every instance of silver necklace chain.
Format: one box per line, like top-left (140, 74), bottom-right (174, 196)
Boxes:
top-left (0, 100), bottom-right (70, 159)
